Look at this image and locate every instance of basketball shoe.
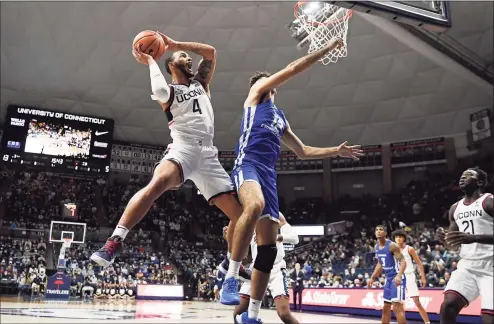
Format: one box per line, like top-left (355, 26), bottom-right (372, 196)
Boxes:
top-left (218, 257), bottom-right (252, 282)
top-left (90, 236), bottom-right (122, 267)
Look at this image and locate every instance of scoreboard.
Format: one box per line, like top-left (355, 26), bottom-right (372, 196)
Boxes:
top-left (1, 105), bottom-right (114, 174)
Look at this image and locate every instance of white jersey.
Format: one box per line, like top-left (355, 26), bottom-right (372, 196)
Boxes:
top-left (401, 245), bottom-right (415, 275)
top-left (251, 232), bottom-right (286, 270)
top-left (166, 80), bottom-right (214, 145)
top-left (453, 193), bottom-right (493, 260)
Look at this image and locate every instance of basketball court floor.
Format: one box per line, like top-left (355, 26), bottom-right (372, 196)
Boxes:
top-left (0, 297), bottom-right (409, 323)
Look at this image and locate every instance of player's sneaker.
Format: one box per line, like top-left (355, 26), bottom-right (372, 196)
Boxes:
top-left (234, 312), bottom-right (263, 324)
top-left (218, 257), bottom-right (252, 282)
top-left (90, 236), bottom-right (122, 267)
top-left (220, 277), bottom-right (240, 305)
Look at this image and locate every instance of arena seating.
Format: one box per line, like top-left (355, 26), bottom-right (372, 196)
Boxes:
top-left (0, 160), bottom-right (491, 299)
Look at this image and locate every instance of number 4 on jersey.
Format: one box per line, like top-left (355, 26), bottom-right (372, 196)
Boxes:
top-left (193, 99), bottom-right (202, 114)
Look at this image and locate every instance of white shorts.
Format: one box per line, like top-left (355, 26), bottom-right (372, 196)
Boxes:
top-left (159, 143), bottom-right (234, 203)
top-left (445, 258), bottom-right (493, 312)
top-left (239, 268), bottom-right (289, 300)
top-left (405, 273), bottom-right (419, 298)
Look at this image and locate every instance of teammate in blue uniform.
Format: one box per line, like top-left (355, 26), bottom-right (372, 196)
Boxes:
top-left (368, 225), bottom-right (407, 324)
top-left (220, 37), bottom-right (364, 324)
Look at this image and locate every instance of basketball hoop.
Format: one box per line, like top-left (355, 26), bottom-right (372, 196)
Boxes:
top-left (294, 1), bottom-right (353, 65)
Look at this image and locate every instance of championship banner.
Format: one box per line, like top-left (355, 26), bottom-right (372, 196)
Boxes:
top-left (45, 271), bottom-right (71, 300)
top-left (470, 109), bottom-right (491, 142)
top-left (289, 288), bottom-right (481, 316)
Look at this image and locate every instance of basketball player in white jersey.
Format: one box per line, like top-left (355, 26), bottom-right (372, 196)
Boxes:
top-left (234, 213), bottom-right (299, 324)
top-left (91, 33), bottom-right (244, 272)
top-left (437, 167), bottom-right (493, 324)
top-left (393, 229), bottom-right (431, 324)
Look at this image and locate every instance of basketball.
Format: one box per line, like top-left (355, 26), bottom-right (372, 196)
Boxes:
top-left (133, 30), bottom-right (165, 61)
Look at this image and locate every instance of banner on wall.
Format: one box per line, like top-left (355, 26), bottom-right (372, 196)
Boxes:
top-left (470, 109), bottom-right (491, 142)
top-left (390, 137), bottom-right (446, 167)
top-left (45, 271), bottom-right (71, 300)
top-left (288, 288), bottom-right (481, 316)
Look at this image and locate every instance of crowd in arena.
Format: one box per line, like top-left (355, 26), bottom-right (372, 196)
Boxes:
top-left (0, 158), bottom-right (491, 300)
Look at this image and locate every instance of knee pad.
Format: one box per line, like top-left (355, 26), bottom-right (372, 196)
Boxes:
top-left (253, 244), bottom-right (277, 274)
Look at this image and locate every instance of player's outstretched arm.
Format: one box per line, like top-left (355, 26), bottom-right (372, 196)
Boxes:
top-left (132, 46), bottom-right (171, 105)
top-left (277, 213), bottom-right (299, 245)
top-left (281, 121), bottom-right (363, 160)
top-left (409, 246), bottom-right (426, 288)
top-left (250, 38), bottom-right (343, 97)
top-left (157, 32), bottom-right (216, 88)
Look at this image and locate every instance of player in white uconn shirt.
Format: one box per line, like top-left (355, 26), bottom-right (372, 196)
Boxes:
top-left (392, 229), bottom-right (430, 324)
top-left (91, 33), bottom-right (245, 273)
top-left (437, 167), bottom-right (493, 324)
top-left (234, 213), bottom-right (299, 324)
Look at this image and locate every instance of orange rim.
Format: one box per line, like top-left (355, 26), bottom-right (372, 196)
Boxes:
top-left (294, 1), bottom-right (353, 27)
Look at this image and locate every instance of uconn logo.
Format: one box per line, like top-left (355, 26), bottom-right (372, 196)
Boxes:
top-left (176, 87), bottom-right (206, 103)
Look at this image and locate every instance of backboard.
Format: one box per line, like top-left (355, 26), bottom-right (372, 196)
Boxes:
top-left (330, 1), bottom-right (451, 31)
top-left (49, 220), bottom-right (86, 244)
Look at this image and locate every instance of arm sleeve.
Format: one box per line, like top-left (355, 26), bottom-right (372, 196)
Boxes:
top-left (149, 62), bottom-right (171, 102)
top-left (280, 223), bottom-right (299, 245)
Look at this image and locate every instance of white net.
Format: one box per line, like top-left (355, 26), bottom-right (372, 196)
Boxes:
top-left (294, 2), bottom-right (353, 65)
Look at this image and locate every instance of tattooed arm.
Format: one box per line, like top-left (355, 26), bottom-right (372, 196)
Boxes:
top-left (194, 58), bottom-right (215, 96)
top-left (389, 242), bottom-right (406, 287)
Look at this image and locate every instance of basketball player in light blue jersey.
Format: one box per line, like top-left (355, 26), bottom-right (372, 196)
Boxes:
top-left (368, 225), bottom-right (407, 324)
top-left (220, 37), bottom-right (364, 324)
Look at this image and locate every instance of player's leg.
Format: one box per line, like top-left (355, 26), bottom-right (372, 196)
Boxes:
top-left (221, 166), bottom-right (266, 306)
top-left (382, 280), bottom-right (393, 324)
top-left (440, 293), bottom-right (467, 324)
top-left (234, 283), bottom-right (251, 319)
top-left (91, 146), bottom-right (190, 266)
top-left (275, 296), bottom-right (299, 324)
top-left (235, 167), bottom-right (279, 321)
top-left (245, 216), bottom-right (279, 320)
top-left (190, 153), bottom-right (250, 281)
top-left (412, 297), bottom-right (430, 323)
top-left (270, 269), bottom-right (299, 324)
top-left (440, 266), bottom-right (478, 324)
top-left (392, 279), bottom-right (407, 324)
top-left (392, 302), bottom-right (407, 324)
top-left (478, 270), bottom-right (494, 324)
top-left (406, 273), bottom-right (430, 323)
top-left (382, 302), bottom-right (392, 324)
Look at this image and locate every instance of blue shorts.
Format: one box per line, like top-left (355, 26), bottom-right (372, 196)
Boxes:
top-left (231, 163), bottom-right (279, 222)
top-left (383, 276), bottom-right (406, 303)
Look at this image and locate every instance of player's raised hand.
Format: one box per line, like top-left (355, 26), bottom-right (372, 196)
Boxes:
top-left (337, 141), bottom-right (364, 161)
top-left (156, 32), bottom-right (179, 52)
top-left (132, 45), bottom-right (154, 65)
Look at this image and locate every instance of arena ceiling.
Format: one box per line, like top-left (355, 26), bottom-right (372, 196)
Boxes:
top-left (1, 2), bottom-right (492, 149)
